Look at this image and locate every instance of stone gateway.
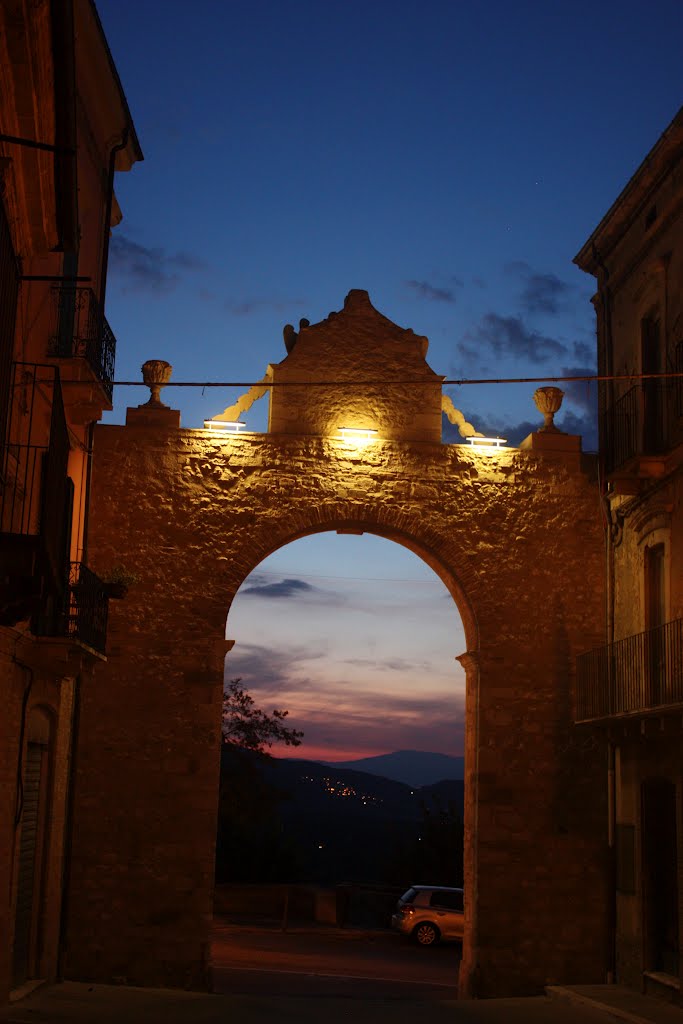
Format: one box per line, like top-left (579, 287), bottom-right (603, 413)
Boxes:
top-left (64, 292), bottom-right (608, 997)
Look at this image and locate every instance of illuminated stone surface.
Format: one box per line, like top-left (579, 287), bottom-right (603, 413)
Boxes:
top-left (66, 300), bottom-right (608, 998)
top-left (266, 289), bottom-right (445, 443)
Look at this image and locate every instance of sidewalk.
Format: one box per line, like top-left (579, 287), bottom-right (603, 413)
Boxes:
top-left (2, 980), bottom-right (681, 1024)
top-left (547, 985), bottom-right (683, 1024)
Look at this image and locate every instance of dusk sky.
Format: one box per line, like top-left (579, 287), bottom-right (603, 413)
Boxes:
top-left (97, 0), bottom-right (682, 761)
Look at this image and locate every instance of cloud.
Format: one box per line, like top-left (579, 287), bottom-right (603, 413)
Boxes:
top-left (109, 234), bottom-right (206, 293)
top-left (405, 279), bottom-right (459, 304)
top-left (443, 413), bottom-right (537, 446)
top-left (443, 407), bottom-right (598, 450)
top-left (506, 260), bottom-right (572, 315)
top-left (341, 655), bottom-right (435, 673)
top-left (224, 640), bottom-right (467, 759)
top-left (572, 339), bottom-right (596, 365)
top-left (288, 695), bottom-right (466, 761)
top-left (224, 642), bottom-right (325, 693)
top-left (560, 365), bottom-right (599, 415)
top-left (555, 409), bottom-right (598, 449)
top-left (167, 251), bottom-right (205, 271)
top-left (223, 297), bottom-right (306, 315)
top-left (241, 577), bottom-right (318, 599)
top-left (459, 313), bottom-right (568, 364)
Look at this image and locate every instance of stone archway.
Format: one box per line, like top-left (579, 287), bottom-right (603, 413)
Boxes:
top-left (64, 292), bottom-right (608, 996)
top-left (221, 509), bottom-right (478, 646)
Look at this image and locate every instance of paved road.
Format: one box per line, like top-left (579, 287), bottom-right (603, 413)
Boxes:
top-left (0, 920), bottom-right (655, 1023)
top-left (211, 918), bottom-right (460, 998)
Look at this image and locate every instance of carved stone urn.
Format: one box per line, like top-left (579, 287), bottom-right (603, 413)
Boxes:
top-left (533, 386), bottom-right (564, 432)
top-left (141, 360), bottom-right (172, 407)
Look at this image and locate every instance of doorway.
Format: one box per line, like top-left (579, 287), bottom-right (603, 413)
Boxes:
top-left (641, 778), bottom-right (679, 976)
top-left (12, 708), bottom-right (52, 987)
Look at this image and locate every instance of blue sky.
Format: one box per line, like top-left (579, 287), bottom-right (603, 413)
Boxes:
top-left (96, 0), bottom-right (683, 760)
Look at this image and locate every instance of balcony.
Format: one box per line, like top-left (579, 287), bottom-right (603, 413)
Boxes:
top-left (576, 618), bottom-right (683, 723)
top-left (602, 344), bottom-right (683, 477)
top-left (34, 562), bottom-right (109, 656)
top-left (1, 363), bottom-right (71, 624)
top-left (48, 286), bottom-right (116, 402)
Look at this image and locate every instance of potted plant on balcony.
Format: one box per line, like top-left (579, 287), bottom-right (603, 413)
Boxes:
top-left (100, 565), bottom-right (140, 600)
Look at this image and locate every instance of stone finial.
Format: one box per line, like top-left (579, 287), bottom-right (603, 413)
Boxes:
top-left (141, 360), bottom-right (172, 407)
top-left (283, 324), bottom-right (297, 353)
top-left (533, 386), bottom-right (564, 432)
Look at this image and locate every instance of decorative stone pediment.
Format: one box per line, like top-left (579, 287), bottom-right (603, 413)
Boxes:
top-left (266, 289), bottom-right (445, 443)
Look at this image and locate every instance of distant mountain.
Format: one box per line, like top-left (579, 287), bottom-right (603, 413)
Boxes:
top-left (217, 746), bottom-right (464, 887)
top-left (323, 750), bottom-right (464, 788)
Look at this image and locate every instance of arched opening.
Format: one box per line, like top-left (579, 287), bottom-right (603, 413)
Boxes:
top-left (214, 527), bottom-right (471, 974)
top-left (73, 409), bottom-right (610, 997)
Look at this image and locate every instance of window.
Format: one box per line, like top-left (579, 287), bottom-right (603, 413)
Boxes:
top-left (641, 315), bottom-right (665, 453)
top-left (430, 890), bottom-right (463, 912)
top-left (645, 543), bottom-right (666, 631)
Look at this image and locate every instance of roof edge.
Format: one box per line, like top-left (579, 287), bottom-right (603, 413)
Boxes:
top-left (574, 105), bottom-right (683, 275)
top-left (88, 0), bottom-right (144, 165)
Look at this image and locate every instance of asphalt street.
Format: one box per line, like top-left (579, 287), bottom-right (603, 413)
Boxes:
top-left (2, 920), bottom-right (677, 1023)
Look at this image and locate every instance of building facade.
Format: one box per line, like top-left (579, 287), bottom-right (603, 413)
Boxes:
top-left (0, 0), bottom-right (141, 1002)
top-left (575, 105), bottom-right (683, 1002)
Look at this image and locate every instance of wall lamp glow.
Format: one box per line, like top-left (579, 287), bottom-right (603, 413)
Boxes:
top-left (466, 435), bottom-right (507, 452)
top-left (338, 426), bottom-right (379, 443)
top-left (203, 419), bottom-right (246, 433)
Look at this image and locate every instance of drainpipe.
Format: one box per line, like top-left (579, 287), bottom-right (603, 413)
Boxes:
top-left (57, 674), bottom-right (80, 980)
top-left (606, 739), bottom-right (616, 983)
top-left (594, 245), bottom-right (617, 984)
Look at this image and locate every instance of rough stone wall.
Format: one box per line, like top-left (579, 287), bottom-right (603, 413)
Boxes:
top-left (65, 420), bottom-right (609, 997)
top-left (267, 290), bottom-right (445, 444)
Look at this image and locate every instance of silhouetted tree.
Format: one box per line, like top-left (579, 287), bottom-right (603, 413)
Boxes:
top-left (216, 679), bottom-right (304, 883)
top-left (222, 678), bottom-right (303, 752)
top-left (413, 794), bottom-right (464, 886)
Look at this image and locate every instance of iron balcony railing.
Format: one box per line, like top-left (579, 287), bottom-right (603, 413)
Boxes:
top-left (34, 562), bottom-right (109, 655)
top-left (0, 195), bottom-right (19, 451)
top-left (602, 345), bottom-right (683, 475)
top-left (49, 286), bottom-right (116, 401)
top-left (576, 618), bottom-right (683, 723)
top-left (602, 382), bottom-right (676, 475)
top-left (1, 364), bottom-right (70, 578)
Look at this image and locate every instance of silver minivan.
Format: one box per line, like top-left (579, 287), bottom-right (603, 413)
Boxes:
top-left (391, 885), bottom-right (464, 946)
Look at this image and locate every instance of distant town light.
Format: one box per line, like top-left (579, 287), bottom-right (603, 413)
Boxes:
top-left (338, 426), bottom-right (379, 444)
top-left (203, 419), bottom-right (246, 433)
top-left (466, 435), bottom-right (507, 452)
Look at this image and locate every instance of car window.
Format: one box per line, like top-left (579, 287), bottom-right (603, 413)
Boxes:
top-left (400, 888), bottom-right (418, 904)
top-left (429, 890), bottom-right (463, 912)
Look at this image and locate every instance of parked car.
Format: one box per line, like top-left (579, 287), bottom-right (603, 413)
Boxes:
top-left (391, 885), bottom-right (464, 946)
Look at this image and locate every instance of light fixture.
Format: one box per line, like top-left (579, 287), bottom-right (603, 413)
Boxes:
top-left (203, 419), bottom-right (246, 433)
top-left (338, 426), bottom-right (378, 443)
top-left (466, 435), bottom-right (507, 451)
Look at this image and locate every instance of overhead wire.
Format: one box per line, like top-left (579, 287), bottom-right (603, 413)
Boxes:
top-left (38, 369), bottom-right (683, 389)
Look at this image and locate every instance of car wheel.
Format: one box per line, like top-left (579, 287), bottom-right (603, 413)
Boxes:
top-left (413, 922), bottom-right (440, 946)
